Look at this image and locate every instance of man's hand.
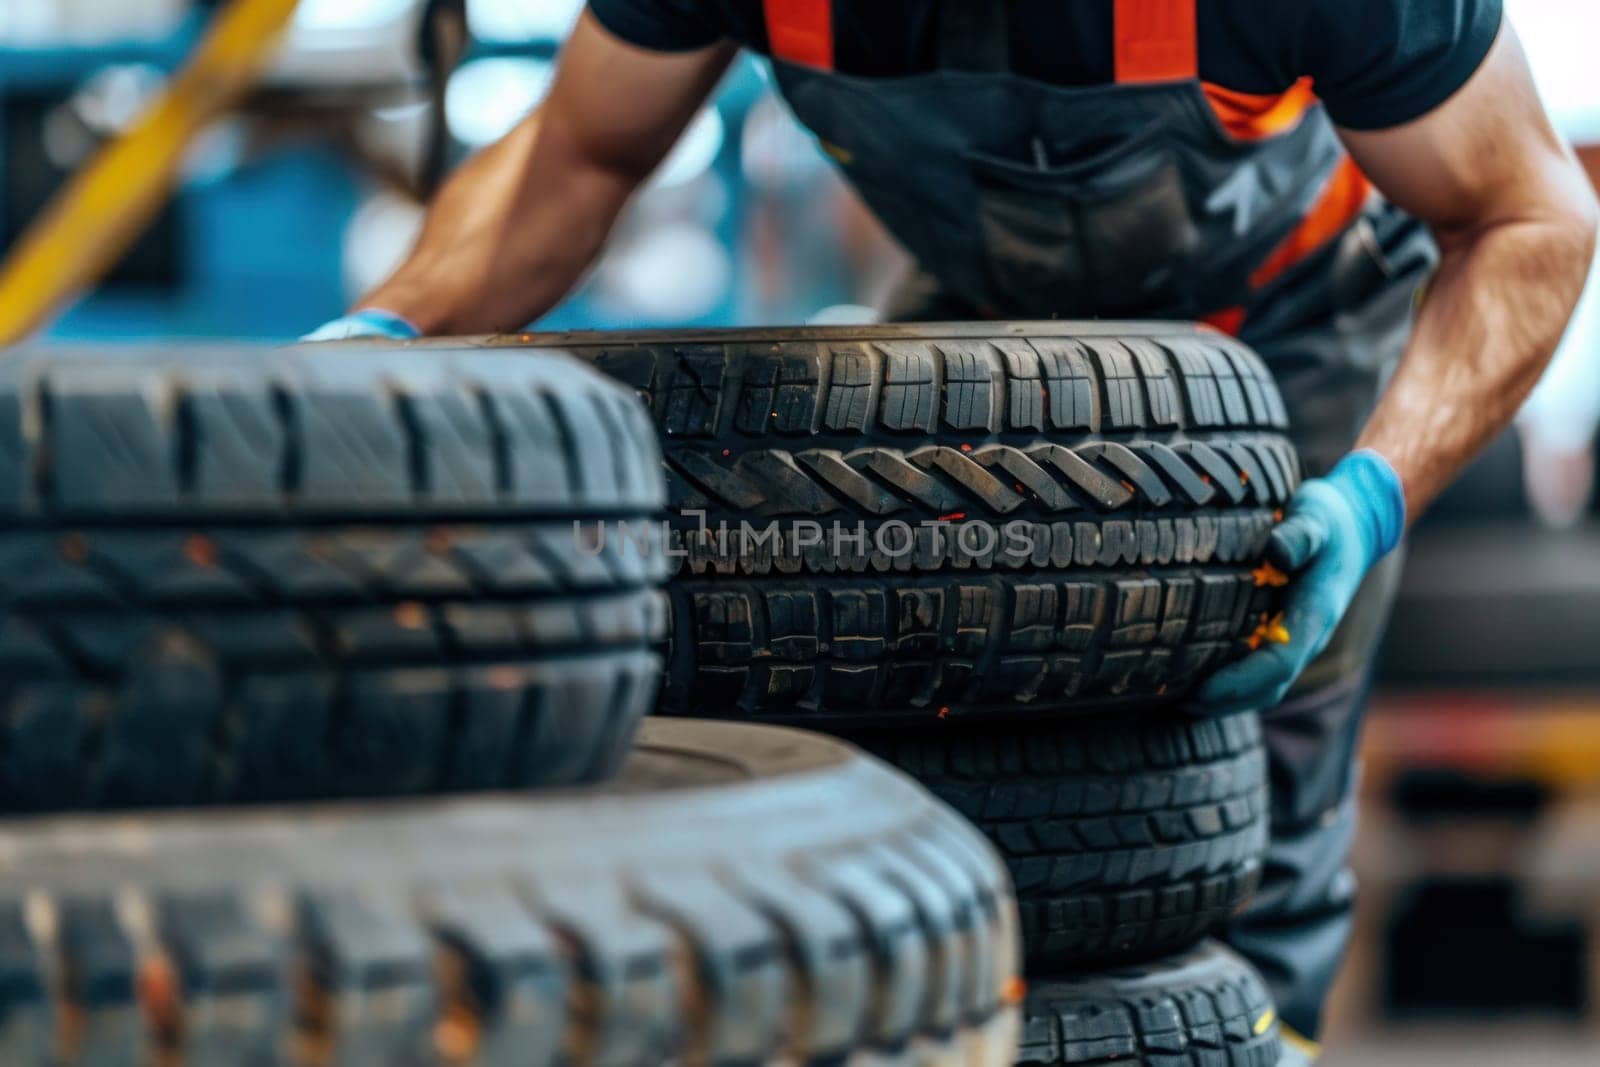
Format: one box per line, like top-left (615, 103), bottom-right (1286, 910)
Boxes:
top-left (1199, 451), bottom-right (1405, 713)
top-left (302, 309), bottom-right (420, 342)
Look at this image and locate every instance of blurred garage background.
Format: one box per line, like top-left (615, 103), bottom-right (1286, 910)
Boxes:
top-left (3, 1), bottom-right (1599, 1061)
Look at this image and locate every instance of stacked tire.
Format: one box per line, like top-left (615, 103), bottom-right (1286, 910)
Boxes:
top-left (0, 345), bottom-right (1022, 1065)
top-left (544, 323), bottom-right (1297, 1065)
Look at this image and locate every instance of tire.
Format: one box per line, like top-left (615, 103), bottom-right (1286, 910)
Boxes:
top-left (0, 719), bottom-right (1019, 1066)
top-left (850, 711), bottom-right (1267, 968)
top-left (1018, 942), bottom-right (1282, 1066)
top-left (528, 323), bottom-right (1298, 727)
top-left (0, 345), bottom-right (668, 810)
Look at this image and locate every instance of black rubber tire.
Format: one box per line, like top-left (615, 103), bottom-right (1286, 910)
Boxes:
top-left (850, 711), bottom-right (1267, 968)
top-left (0, 345), bottom-right (668, 811)
top-left (0, 719), bottom-right (1019, 1066)
top-left (1018, 942), bottom-right (1282, 1066)
top-left (522, 323), bottom-right (1298, 727)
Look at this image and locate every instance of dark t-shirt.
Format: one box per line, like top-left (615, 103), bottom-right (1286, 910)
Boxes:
top-left (588, 0), bottom-right (1502, 130)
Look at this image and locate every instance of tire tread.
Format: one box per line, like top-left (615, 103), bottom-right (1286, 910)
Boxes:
top-left (0, 347), bottom-right (670, 810)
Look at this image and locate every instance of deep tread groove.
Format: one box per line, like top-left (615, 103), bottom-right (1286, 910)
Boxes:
top-left (269, 383), bottom-right (300, 498)
top-left (392, 384), bottom-right (430, 499)
top-left (473, 385), bottom-right (513, 497)
top-left (173, 386), bottom-right (199, 497)
top-left (537, 389), bottom-right (586, 501)
top-left (33, 382), bottom-right (56, 507)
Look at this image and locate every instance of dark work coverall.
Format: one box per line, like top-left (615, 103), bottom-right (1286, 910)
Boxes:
top-left (756, 0), bottom-right (1439, 1046)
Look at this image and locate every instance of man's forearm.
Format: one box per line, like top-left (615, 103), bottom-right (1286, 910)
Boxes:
top-left (358, 111), bottom-right (636, 335)
top-left (1357, 205), bottom-right (1598, 519)
top-left (1342, 23), bottom-right (1600, 522)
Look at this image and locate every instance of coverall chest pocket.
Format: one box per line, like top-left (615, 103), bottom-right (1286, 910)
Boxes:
top-left (967, 129), bottom-right (1201, 315)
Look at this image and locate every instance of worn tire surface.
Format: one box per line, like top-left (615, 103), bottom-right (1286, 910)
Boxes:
top-left (0, 345), bottom-right (667, 810)
top-left (1018, 942), bottom-right (1281, 1066)
top-left (0, 719), bottom-right (1019, 1066)
top-left (517, 324), bottom-right (1298, 727)
top-left (851, 712), bottom-right (1267, 968)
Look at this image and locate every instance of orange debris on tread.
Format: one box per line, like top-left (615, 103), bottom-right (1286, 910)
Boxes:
top-left (435, 1014), bottom-right (479, 1062)
top-left (138, 956), bottom-right (181, 1039)
top-left (394, 602), bottom-right (428, 630)
top-left (1002, 977), bottom-right (1027, 1005)
top-left (59, 532), bottom-right (89, 563)
top-left (487, 666), bottom-right (522, 690)
top-left (1252, 562), bottom-right (1290, 588)
top-left (959, 443), bottom-right (973, 452)
top-left (184, 534), bottom-right (217, 567)
top-left (1273, 508), bottom-right (1285, 522)
top-left (1245, 612), bottom-right (1291, 651)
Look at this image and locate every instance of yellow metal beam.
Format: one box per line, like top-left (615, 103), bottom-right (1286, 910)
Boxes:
top-left (0, 0), bottom-right (302, 346)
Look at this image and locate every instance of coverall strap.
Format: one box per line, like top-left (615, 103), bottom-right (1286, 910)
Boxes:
top-left (1114, 0), bottom-right (1199, 84)
top-left (764, 0), bottom-right (834, 70)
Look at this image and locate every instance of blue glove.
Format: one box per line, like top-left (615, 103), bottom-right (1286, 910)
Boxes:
top-left (1197, 449), bottom-right (1406, 713)
top-left (301, 308), bottom-right (420, 342)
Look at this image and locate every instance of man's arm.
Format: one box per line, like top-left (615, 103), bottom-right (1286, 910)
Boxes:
top-left (1200, 19), bottom-right (1597, 712)
top-left (353, 12), bottom-right (735, 336)
top-left (1343, 20), bottom-right (1599, 516)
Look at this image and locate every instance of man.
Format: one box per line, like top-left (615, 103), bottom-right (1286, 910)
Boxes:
top-left (309, 0), bottom-right (1597, 1052)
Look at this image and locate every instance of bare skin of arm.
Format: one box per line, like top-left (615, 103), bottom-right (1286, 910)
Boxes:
top-left (1343, 21), bottom-right (1600, 518)
top-left (358, 12), bottom-right (735, 335)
